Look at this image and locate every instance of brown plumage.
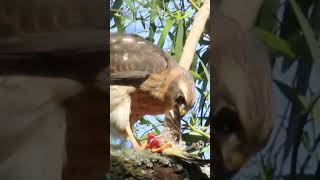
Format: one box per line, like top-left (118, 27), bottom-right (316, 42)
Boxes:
top-left (0, 0), bottom-right (104, 34)
top-left (0, 0), bottom-right (107, 180)
top-left (212, 13), bottom-right (273, 178)
top-left (109, 33), bottom-right (196, 150)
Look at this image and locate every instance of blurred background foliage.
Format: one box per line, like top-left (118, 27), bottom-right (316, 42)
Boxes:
top-left (232, 0), bottom-right (320, 179)
top-left (109, 0), bottom-right (210, 159)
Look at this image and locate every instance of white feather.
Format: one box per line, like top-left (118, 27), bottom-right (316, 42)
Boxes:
top-left (110, 85), bottom-right (135, 145)
top-left (0, 76), bottom-right (82, 180)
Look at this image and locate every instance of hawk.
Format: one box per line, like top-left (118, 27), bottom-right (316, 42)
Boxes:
top-left (109, 33), bottom-right (196, 151)
top-left (212, 13), bottom-right (273, 178)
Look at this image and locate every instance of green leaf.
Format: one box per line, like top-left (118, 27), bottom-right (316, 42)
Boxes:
top-left (199, 145), bottom-right (210, 154)
top-left (153, 0), bottom-right (163, 8)
top-left (298, 95), bottom-right (309, 108)
top-left (313, 109), bottom-right (320, 122)
top-left (255, 27), bottom-right (295, 58)
top-left (289, 0), bottom-right (320, 64)
top-left (148, 0), bottom-right (158, 42)
top-left (139, 133), bottom-right (149, 141)
top-left (139, 117), bottom-right (151, 125)
top-left (125, 0), bottom-right (136, 16)
top-left (157, 18), bottom-right (174, 48)
top-left (199, 60), bottom-right (210, 81)
top-left (110, 0), bottom-right (122, 21)
top-left (182, 11), bottom-right (192, 19)
top-left (174, 20), bottom-right (184, 61)
top-left (259, 158), bottom-right (274, 180)
top-left (298, 92), bottom-right (320, 123)
top-left (152, 124), bottom-right (161, 135)
top-left (111, 0), bottom-right (125, 32)
top-left (182, 133), bottom-right (208, 144)
top-left (190, 70), bottom-right (203, 80)
top-left (190, 116), bottom-right (196, 126)
top-left (189, 131), bottom-right (202, 136)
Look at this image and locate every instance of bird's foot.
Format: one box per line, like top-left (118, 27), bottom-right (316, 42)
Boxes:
top-left (150, 143), bottom-right (172, 153)
top-left (133, 144), bottom-right (146, 151)
top-left (125, 125), bottom-right (147, 151)
top-left (132, 141), bottom-right (153, 151)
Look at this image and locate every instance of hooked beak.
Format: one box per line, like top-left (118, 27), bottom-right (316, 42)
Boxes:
top-left (167, 105), bottom-right (181, 122)
top-left (178, 103), bottom-right (187, 117)
top-left (164, 108), bottom-right (182, 142)
top-left (169, 101), bottom-right (187, 119)
top-left (167, 103), bottom-right (185, 122)
top-left (163, 103), bottom-right (188, 142)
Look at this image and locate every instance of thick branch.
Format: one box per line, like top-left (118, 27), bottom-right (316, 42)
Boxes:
top-left (110, 146), bottom-right (210, 180)
top-left (179, 0), bottom-right (210, 70)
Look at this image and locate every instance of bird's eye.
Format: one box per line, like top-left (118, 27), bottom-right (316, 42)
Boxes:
top-left (176, 95), bottom-right (186, 105)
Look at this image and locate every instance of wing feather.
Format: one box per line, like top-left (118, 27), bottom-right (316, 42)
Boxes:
top-left (110, 33), bottom-right (169, 86)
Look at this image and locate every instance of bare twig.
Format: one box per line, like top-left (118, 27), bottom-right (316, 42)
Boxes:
top-left (187, 122), bottom-right (210, 140)
top-left (179, 0), bottom-right (210, 70)
top-left (187, 0), bottom-right (200, 11)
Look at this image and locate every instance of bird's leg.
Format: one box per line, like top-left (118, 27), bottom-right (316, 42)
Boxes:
top-left (141, 141), bottom-right (149, 149)
top-left (125, 125), bottom-right (144, 151)
top-left (150, 143), bottom-right (172, 153)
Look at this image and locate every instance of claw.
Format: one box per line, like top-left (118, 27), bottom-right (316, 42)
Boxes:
top-left (125, 125), bottom-right (145, 151)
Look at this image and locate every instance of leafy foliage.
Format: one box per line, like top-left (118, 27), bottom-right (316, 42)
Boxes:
top-left (248, 0), bottom-right (320, 179)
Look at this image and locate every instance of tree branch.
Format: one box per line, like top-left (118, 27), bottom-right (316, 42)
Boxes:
top-left (179, 0), bottom-right (210, 70)
top-left (110, 146), bottom-right (210, 179)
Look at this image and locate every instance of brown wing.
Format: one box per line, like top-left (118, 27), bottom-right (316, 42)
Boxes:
top-left (110, 33), bottom-right (169, 86)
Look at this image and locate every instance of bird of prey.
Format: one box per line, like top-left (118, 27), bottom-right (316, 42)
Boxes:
top-left (110, 33), bottom-right (196, 151)
top-left (212, 9), bottom-right (273, 178)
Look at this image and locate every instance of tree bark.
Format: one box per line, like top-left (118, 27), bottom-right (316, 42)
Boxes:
top-left (110, 146), bottom-right (210, 180)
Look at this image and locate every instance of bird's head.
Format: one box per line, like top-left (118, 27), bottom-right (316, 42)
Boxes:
top-left (165, 67), bottom-right (196, 141)
top-left (169, 67), bottom-right (195, 116)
